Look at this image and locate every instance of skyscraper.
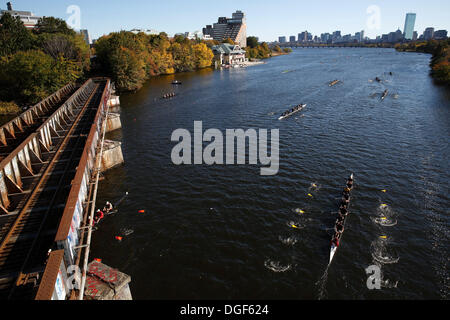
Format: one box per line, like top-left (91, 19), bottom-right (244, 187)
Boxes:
top-left (403, 13), bottom-right (416, 40)
top-left (423, 27), bottom-right (435, 40)
top-left (80, 29), bottom-right (91, 45)
top-left (202, 11), bottom-right (247, 47)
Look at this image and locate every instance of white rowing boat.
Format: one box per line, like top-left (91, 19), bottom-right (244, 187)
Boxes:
top-left (329, 173), bottom-right (354, 265)
top-left (278, 104), bottom-right (307, 120)
top-left (329, 244), bottom-right (337, 263)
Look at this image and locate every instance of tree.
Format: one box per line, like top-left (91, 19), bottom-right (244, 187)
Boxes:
top-left (0, 12), bottom-right (35, 56)
top-left (0, 49), bottom-right (81, 104)
top-left (246, 36), bottom-right (259, 48)
top-left (193, 43), bottom-right (213, 69)
top-left (273, 45), bottom-right (282, 53)
top-left (34, 17), bottom-right (76, 36)
top-left (110, 47), bottom-right (146, 92)
top-left (94, 30), bottom-right (214, 92)
top-left (223, 38), bottom-right (235, 45)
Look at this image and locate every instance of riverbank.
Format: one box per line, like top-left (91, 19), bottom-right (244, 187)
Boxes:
top-left (270, 51), bottom-right (290, 57)
top-left (395, 39), bottom-right (450, 86)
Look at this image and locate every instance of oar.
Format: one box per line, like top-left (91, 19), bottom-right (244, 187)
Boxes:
top-left (114, 191), bottom-right (129, 208)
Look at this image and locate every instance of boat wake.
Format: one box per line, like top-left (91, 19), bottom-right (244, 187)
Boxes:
top-left (372, 252), bottom-right (400, 264)
top-left (371, 240), bottom-right (399, 265)
top-left (292, 208), bottom-right (306, 215)
top-left (279, 235), bottom-right (298, 246)
top-left (381, 279), bottom-right (399, 288)
top-left (374, 204), bottom-right (397, 227)
top-left (372, 217), bottom-right (397, 227)
top-left (308, 182), bottom-right (321, 192)
top-left (287, 220), bottom-right (305, 229)
top-left (264, 259), bottom-right (292, 273)
top-left (120, 228), bottom-right (134, 236)
top-left (316, 266), bottom-right (329, 300)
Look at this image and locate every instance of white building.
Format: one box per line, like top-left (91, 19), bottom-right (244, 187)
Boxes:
top-left (184, 31), bottom-right (204, 40)
top-left (0, 2), bottom-right (41, 29)
top-left (212, 43), bottom-right (247, 67)
top-left (130, 28), bottom-right (159, 36)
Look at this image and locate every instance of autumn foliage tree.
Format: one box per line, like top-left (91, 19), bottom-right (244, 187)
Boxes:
top-left (94, 31), bottom-right (214, 92)
top-left (0, 14), bottom-right (89, 108)
top-left (396, 39), bottom-right (450, 86)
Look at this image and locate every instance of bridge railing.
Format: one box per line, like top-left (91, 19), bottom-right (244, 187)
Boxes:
top-left (0, 79), bottom-right (96, 213)
top-left (43, 78), bottom-right (110, 299)
top-left (34, 250), bottom-right (68, 300)
top-left (0, 83), bottom-right (77, 147)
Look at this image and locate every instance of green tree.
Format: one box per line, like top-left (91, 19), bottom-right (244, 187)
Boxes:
top-left (0, 50), bottom-right (81, 104)
top-left (273, 45), bottom-right (282, 53)
top-left (94, 30), bottom-right (214, 92)
top-left (0, 12), bottom-right (35, 56)
top-left (110, 47), bottom-right (146, 92)
top-left (223, 38), bottom-right (235, 45)
top-left (34, 17), bottom-right (76, 36)
top-left (246, 36), bottom-right (259, 48)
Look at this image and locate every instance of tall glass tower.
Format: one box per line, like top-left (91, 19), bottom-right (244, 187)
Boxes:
top-left (403, 13), bottom-right (416, 40)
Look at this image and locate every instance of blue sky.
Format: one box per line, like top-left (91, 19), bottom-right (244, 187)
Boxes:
top-left (5, 0), bottom-right (450, 41)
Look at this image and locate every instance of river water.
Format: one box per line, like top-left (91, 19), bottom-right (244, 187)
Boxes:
top-left (91, 48), bottom-right (449, 300)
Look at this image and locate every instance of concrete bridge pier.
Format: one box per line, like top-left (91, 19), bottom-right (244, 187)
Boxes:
top-left (101, 95), bottom-right (124, 172)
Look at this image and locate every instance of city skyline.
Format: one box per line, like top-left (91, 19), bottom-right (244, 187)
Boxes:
top-left (2, 0), bottom-right (450, 41)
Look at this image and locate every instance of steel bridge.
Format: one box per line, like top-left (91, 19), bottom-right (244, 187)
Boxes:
top-left (0, 78), bottom-right (112, 300)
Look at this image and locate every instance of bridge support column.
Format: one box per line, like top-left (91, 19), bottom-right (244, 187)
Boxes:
top-left (106, 112), bottom-right (122, 133)
top-left (100, 139), bottom-right (124, 172)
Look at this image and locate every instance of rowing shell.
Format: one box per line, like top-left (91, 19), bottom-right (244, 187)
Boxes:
top-left (329, 244), bottom-right (337, 263)
top-left (329, 173), bottom-right (354, 265)
top-left (278, 104), bottom-right (307, 120)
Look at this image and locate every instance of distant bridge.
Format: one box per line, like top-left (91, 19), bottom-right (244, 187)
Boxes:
top-left (275, 43), bottom-right (391, 49)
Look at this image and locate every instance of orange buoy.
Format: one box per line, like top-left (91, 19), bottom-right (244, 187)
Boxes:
top-left (115, 236), bottom-right (123, 241)
top-left (138, 210), bottom-right (145, 213)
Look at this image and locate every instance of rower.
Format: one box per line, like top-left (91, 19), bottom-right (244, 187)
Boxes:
top-left (331, 232), bottom-right (340, 247)
top-left (343, 193), bottom-right (350, 201)
top-left (340, 198), bottom-right (349, 208)
top-left (335, 221), bottom-right (344, 233)
top-left (339, 206), bottom-right (348, 216)
top-left (347, 178), bottom-right (353, 188)
top-left (93, 209), bottom-right (104, 226)
top-left (103, 201), bottom-right (113, 214)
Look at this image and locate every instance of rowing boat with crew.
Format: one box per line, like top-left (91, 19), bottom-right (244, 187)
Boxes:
top-left (278, 104), bottom-right (307, 120)
top-left (329, 173), bottom-right (354, 264)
